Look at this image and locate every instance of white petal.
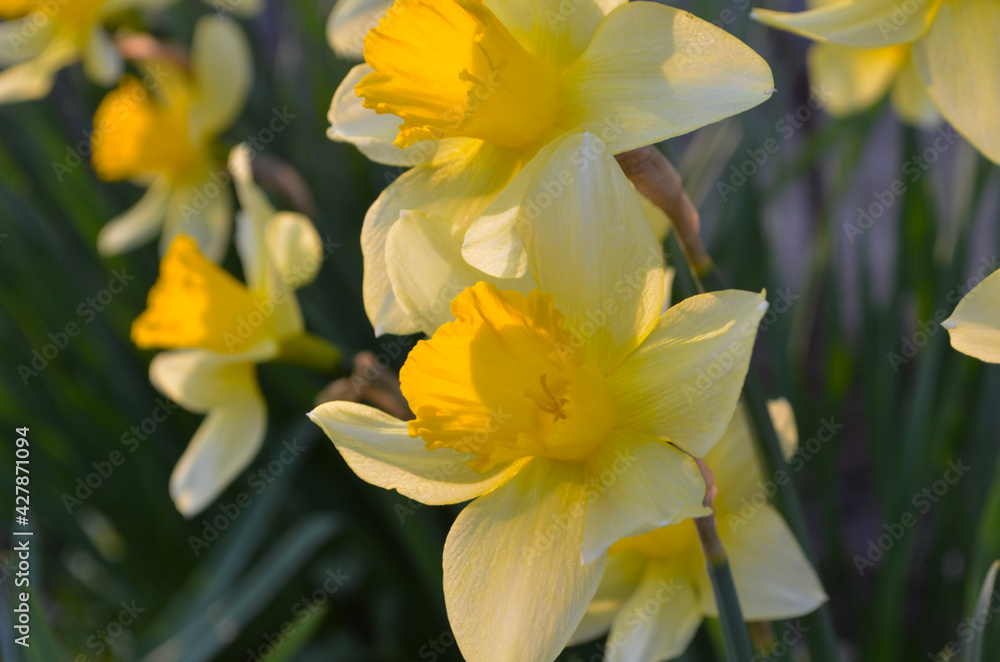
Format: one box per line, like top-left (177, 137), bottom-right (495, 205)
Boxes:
top-left (265, 211), bottom-right (324, 287)
top-left (0, 40), bottom-right (76, 103)
top-left (517, 133), bottom-right (666, 374)
top-left (581, 429), bottom-right (708, 563)
top-left (189, 15), bottom-right (252, 138)
top-left (444, 458), bottom-right (606, 662)
top-left (97, 176), bottom-right (171, 256)
top-left (327, 0), bottom-right (393, 59)
top-left (752, 0), bottom-right (941, 48)
top-left (81, 27), bottom-right (122, 87)
top-left (328, 63), bottom-right (453, 166)
top-left (309, 401), bottom-right (524, 505)
top-left (170, 387), bottom-right (267, 517)
top-left (0, 17), bottom-right (53, 65)
top-left (162, 179), bottom-right (233, 263)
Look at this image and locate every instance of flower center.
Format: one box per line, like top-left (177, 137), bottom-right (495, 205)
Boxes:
top-left (356, 0), bottom-right (560, 149)
top-left (399, 282), bottom-right (616, 473)
top-left (132, 236), bottom-right (276, 353)
top-left (91, 68), bottom-right (208, 185)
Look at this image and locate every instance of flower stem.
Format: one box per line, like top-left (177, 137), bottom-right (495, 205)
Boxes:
top-left (275, 332), bottom-right (344, 374)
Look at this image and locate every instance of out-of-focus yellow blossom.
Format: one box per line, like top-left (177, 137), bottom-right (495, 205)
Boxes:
top-left (134, 144), bottom-right (335, 517)
top-left (309, 135), bottom-right (768, 662)
top-left (943, 267), bottom-right (1000, 363)
top-left (0, 0), bottom-right (175, 102)
top-left (570, 399), bottom-right (827, 661)
top-left (91, 15), bottom-right (251, 261)
top-left (753, 0), bottom-right (1000, 162)
top-left (328, 0), bottom-right (773, 336)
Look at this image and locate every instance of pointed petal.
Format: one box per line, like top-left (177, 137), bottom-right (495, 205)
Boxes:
top-left (329, 63), bottom-right (458, 166)
top-left (806, 42), bottom-right (905, 117)
top-left (386, 210), bottom-right (533, 336)
top-left (516, 133), bottom-right (666, 374)
top-left (148, 342), bottom-right (278, 412)
top-left (605, 562), bottom-right (702, 662)
top-left (713, 505), bottom-right (827, 619)
top-left (752, 0), bottom-right (941, 48)
top-left (569, 552), bottom-right (645, 646)
top-left (266, 212), bottom-right (323, 287)
top-left (911, 0), bottom-right (1000, 163)
top-left (608, 290), bottom-right (767, 457)
top-left (0, 18), bottom-right (52, 65)
top-left (309, 401), bottom-right (524, 505)
top-left (559, 3), bottom-right (774, 154)
top-left (97, 176), bottom-right (171, 256)
top-left (0, 41), bottom-right (75, 103)
top-left (170, 385), bottom-right (267, 517)
top-left (162, 180), bottom-right (233, 263)
top-left (361, 141), bottom-right (520, 336)
top-left (443, 458), bottom-right (605, 662)
top-left (81, 27), bottom-right (122, 87)
top-left (943, 267), bottom-right (1000, 363)
top-left (889, 52), bottom-right (940, 127)
top-left (327, 0), bottom-right (394, 59)
top-left (482, 0), bottom-right (625, 70)
top-left (582, 429), bottom-right (708, 563)
top-left (189, 15), bottom-right (251, 138)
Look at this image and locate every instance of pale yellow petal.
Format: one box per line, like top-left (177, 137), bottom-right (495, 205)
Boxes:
top-left (360, 141), bottom-right (520, 336)
top-left (161, 180), bottom-right (233, 263)
top-left (569, 553), bottom-right (645, 645)
top-left (97, 175), bottom-right (171, 256)
top-left (889, 53), bottom-right (940, 128)
top-left (385, 210), bottom-right (533, 336)
top-left (170, 384), bottom-right (266, 517)
top-left (81, 27), bottom-right (121, 87)
top-left (943, 267), bottom-right (1000, 363)
top-left (443, 457), bottom-right (606, 662)
top-left (328, 63), bottom-right (456, 167)
top-left (516, 133), bottom-right (666, 374)
top-left (0, 40), bottom-right (75, 103)
top-left (559, 3), bottom-right (774, 154)
top-left (806, 42), bottom-right (906, 117)
top-left (713, 505), bottom-right (827, 619)
top-left (0, 17), bottom-right (53, 65)
top-left (768, 397), bottom-right (799, 461)
top-left (608, 290), bottom-right (767, 457)
top-left (327, 0), bottom-right (394, 58)
top-left (189, 15), bottom-right (251, 138)
top-left (266, 212), bottom-right (324, 288)
top-left (148, 343), bottom-right (278, 412)
top-left (752, 0), bottom-right (942, 48)
top-left (581, 429), bottom-right (708, 563)
top-left (911, 0), bottom-right (1000, 163)
top-left (605, 561), bottom-right (702, 662)
top-left (308, 401), bottom-right (525, 505)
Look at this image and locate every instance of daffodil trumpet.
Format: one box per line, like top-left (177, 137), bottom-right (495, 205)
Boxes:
top-left (753, 0), bottom-right (1000, 163)
top-left (133, 144), bottom-right (337, 517)
top-left (328, 0), bottom-right (775, 336)
top-left (310, 134), bottom-right (770, 662)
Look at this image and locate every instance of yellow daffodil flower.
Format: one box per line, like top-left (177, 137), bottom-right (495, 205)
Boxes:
top-left (0, 0), bottom-right (175, 103)
top-left (753, 0), bottom-right (1000, 162)
top-left (943, 267), bottom-right (1000, 363)
top-left (309, 135), bottom-right (769, 662)
top-left (134, 144), bottom-right (335, 517)
top-left (570, 399), bottom-right (826, 661)
top-left (91, 15), bottom-right (251, 261)
top-left (328, 0), bottom-right (774, 336)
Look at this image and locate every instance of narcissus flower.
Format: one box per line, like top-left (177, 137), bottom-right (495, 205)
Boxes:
top-left (943, 266), bottom-right (1000, 363)
top-left (570, 399), bottom-right (826, 661)
top-left (328, 0), bottom-right (774, 336)
top-left (134, 145), bottom-right (337, 517)
top-left (0, 0), bottom-right (174, 103)
top-left (91, 15), bottom-right (251, 261)
top-left (753, 0), bottom-right (1000, 162)
top-left (309, 137), bottom-right (768, 662)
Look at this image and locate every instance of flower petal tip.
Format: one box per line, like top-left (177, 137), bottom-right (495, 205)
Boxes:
top-left (941, 319), bottom-right (957, 330)
top-left (757, 300), bottom-right (770, 314)
top-left (765, 87), bottom-right (777, 97)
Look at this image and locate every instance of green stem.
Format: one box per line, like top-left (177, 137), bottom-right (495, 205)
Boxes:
top-left (274, 332), bottom-right (344, 374)
top-left (695, 511), bottom-right (755, 662)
